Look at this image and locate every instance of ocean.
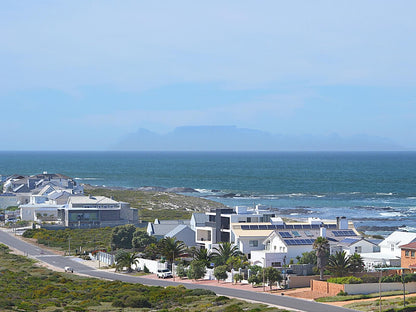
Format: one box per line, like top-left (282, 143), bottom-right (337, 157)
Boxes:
top-left (1, 151), bottom-right (415, 234)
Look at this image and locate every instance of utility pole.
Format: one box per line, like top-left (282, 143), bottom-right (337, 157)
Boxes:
top-left (68, 236), bottom-right (71, 256)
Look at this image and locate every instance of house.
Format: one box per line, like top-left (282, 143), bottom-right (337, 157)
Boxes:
top-left (194, 205), bottom-right (276, 250)
top-left (164, 224), bottom-right (196, 247)
top-left (400, 242), bottom-right (416, 272)
top-left (361, 231), bottom-right (416, 271)
top-left (57, 195), bottom-right (138, 228)
top-left (250, 216), bottom-right (359, 267)
top-left (147, 219), bottom-right (190, 240)
top-left (330, 237), bottom-right (379, 255)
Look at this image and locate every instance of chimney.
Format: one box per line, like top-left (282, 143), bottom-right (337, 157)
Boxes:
top-left (339, 216), bottom-right (348, 230)
top-left (320, 226), bottom-right (326, 238)
top-left (336, 217), bottom-right (340, 229)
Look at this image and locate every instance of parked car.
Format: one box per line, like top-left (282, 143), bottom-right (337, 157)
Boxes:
top-left (64, 266), bottom-right (74, 273)
top-left (157, 269), bottom-right (172, 278)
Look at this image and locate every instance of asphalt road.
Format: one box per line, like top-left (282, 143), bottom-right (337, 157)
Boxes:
top-left (0, 229), bottom-right (357, 312)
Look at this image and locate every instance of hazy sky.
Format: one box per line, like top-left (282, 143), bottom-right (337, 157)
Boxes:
top-left (1, 1), bottom-right (415, 150)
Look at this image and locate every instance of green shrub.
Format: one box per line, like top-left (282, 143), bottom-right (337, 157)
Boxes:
top-left (187, 289), bottom-right (215, 296)
top-left (337, 290), bottom-right (348, 296)
top-left (224, 304), bottom-right (244, 312)
top-left (215, 296), bottom-right (230, 302)
top-left (327, 276), bottom-right (362, 284)
top-left (124, 296), bottom-right (151, 308)
top-left (143, 264), bottom-right (150, 273)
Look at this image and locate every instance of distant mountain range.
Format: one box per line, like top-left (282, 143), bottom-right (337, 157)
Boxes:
top-left (112, 126), bottom-right (404, 151)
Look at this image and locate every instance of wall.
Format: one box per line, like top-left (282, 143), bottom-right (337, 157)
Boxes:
top-left (401, 249), bottom-right (416, 269)
top-left (311, 280), bottom-right (416, 295)
top-left (310, 280), bottom-right (345, 296)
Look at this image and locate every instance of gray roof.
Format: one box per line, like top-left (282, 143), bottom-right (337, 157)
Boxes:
top-left (165, 224), bottom-right (192, 238)
top-left (150, 224), bottom-right (181, 236)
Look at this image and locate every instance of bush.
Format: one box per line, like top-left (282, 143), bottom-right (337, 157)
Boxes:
top-left (361, 274), bottom-right (379, 283)
top-left (187, 289), bottom-right (215, 296)
top-left (337, 290), bottom-right (348, 296)
top-left (215, 296), bottom-right (230, 302)
top-left (124, 296), bottom-right (151, 308)
top-left (327, 276), bottom-right (362, 284)
top-left (143, 265), bottom-right (150, 273)
top-left (224, 304), bottom-right (244, 312)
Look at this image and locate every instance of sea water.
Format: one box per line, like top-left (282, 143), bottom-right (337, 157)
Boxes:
top-left (1, 151), bottom-right (415, 234)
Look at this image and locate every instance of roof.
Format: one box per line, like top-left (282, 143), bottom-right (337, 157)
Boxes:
top-left (150, 224), bottom-right (181, 236)
top-left (68, 196), bottom-right (119, 205)
top-left (164, 224), bottom-right (193, 238)
top-left (381, 231), bottom-right (416, 247)
top-left (400, 242), bottom-right (416, 250)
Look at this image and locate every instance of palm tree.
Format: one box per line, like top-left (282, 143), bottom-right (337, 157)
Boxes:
top-left (349, 253), bottom-right (365, 273)
top-left (327, 251), bottom-right (351, 277)
top-left (212, 242), bottom-right (241, 266)
top-left (159, 237), bottom-right (187, 269)
top-left (193, 248), bottom-right (212, 267)
top-left (313, 236), bottom-right (330, 280)
top-left (115, 251), bottom-right (139, 272)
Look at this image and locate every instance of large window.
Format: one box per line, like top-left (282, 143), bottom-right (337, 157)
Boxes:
top-left (355, 246), bottom-right (362, 253)
top-left (249, 240), bottom-right (258, 247)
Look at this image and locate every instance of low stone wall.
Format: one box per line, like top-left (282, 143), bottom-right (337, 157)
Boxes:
top-left (310, 280), bottom-right (345, 296)
top-left (289, 275), bottom-right (321, 288)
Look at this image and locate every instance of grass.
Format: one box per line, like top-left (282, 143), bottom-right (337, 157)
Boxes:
top-left (84, 186), bottom-right (227, 221)
top-left (316, 290), bottom-right (407, 302)
top-left (0, 243), bottom-right (291, 312)
top-left (344, 295), bottom-right (416, 312)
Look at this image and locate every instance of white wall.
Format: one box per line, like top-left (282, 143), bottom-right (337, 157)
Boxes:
top-left (344, 282), bottom-right (416, 295)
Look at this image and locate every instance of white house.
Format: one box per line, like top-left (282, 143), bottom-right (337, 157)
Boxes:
top-left (249, 216), bottom-right (359, 267)
top-left (360, 231), bottom-right (416, 271)
top-left (330, 237), bottom-right (379, 255)
top-left (194, 206), bottom-right (276, 250)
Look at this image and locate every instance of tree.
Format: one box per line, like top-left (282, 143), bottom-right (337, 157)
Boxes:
top-left (212, 242), bottom-right (241, 266)
top-left (263, 267), bottom-right (282, 290)
top-left (214, 265), bottom-right (228, 283)
top-left (132, 230), bottom-right (157, 252)
top-left (176, 263), bottom-right (187, 279)
top-left (313, 236), bottom-right (330, 280)
top-left (296, 251), bottom-right (317, 265)
top-left (115, 250), bottom-right (139, 272)
top-left (349, 253), bottom-right (364, 273)
top-left (327, 251), bottom-right (351, 277)
top-left (187, 260), bottom-right (206, 280)
top-left (193, 248), bottom-right (212, 267)
top-left (143, 243), bottom-right (160, 260)
top-left (111, 224), bottom-right (136, 250)
top-left (159, 237), bottom-right (187, 269)
top-left (226, 255), bottom-right (248, 271)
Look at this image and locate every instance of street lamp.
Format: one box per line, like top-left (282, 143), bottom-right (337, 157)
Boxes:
top-left (262, 257), bottom-right (265, 292)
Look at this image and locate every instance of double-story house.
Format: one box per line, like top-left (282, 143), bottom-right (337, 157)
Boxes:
top-left (194, 206), bottom-right (275, 250)
top-left (57, 195), bottom-right (138, 228)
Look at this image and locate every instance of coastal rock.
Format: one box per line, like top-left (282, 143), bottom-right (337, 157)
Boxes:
top-left (222, 193), bottom-right (236, 198)
top-left (137, 186), bottom-right (167, 192)
top-left (165, 187), bottom-right (198, 193)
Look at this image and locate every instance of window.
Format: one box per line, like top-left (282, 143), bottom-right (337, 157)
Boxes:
top-left (391, 244), bottom-right (395, 252)
top-left (249, 240), bottom-right (258, 247)
top-left (355, 246), bottom-right (362, 253)
top-left (271, 262), bottom-right (281, 267)
top-left (412, 251), bottom-right (415, 258)
top-left (406, 250), bottom-right (410, 257)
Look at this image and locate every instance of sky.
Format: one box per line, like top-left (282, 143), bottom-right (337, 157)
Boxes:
top-left (0, 1), bottom-right (415, 150)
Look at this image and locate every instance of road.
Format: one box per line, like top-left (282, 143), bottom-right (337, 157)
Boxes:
top-left (0, 229), bottom-right (356, 312)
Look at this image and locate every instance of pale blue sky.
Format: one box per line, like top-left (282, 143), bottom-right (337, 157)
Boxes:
top-left (0, 1), bottom-right (415, 150)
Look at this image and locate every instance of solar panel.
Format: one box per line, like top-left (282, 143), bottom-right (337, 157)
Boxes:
top-left (333, 230), bottom-right (357, 236)
top-left (311, 224), bottom-right (320, 229)
top-left (292, 231), bottom-right (301, 237)
top-left (241, 225), bottom-right (250, 230)
top-left (304, 230), bottom-right (313, 237)
top-left (285, 225), bottom-right (294, 229)
top-left (267, 225), bottom-right (275, 230)
top-left (258, 225), bottom-right (268, 230)
top-left (279, 232), bottom-right (292, 238)
top-left (249, 225), bottom-right (259, 230)
top-left (293, 224), bottom-right (302, 229)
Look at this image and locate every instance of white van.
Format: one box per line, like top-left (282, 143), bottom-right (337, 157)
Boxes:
top-left (64, 266), bottom-right (74, 273)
